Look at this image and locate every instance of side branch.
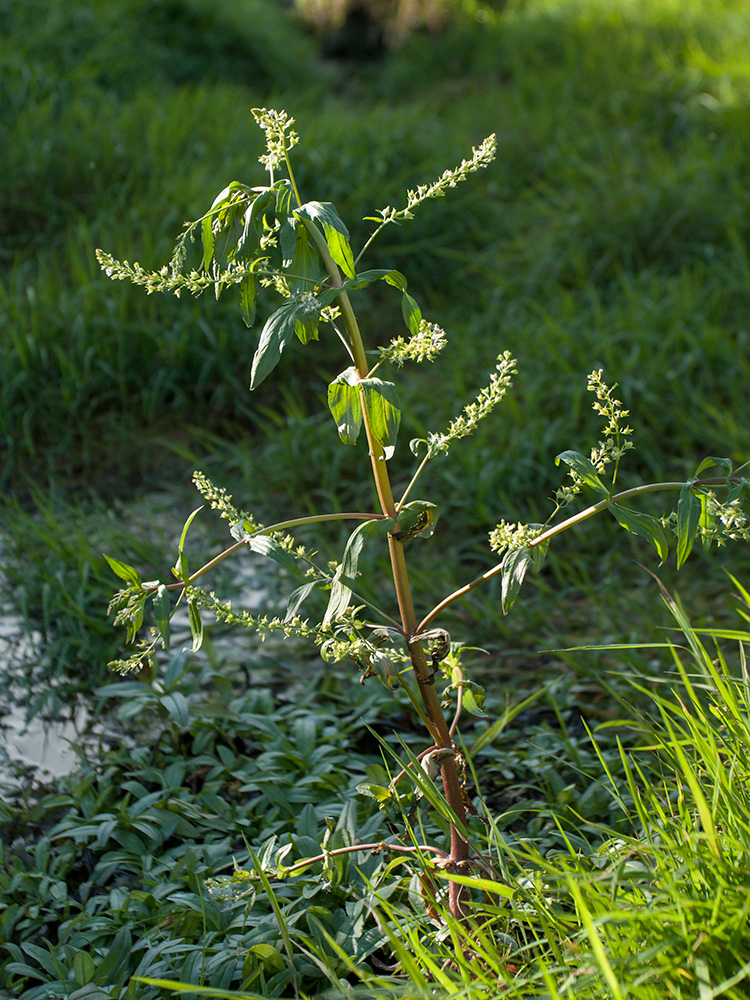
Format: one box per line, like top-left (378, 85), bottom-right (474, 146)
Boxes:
top-left (416, 477), bottom-right (743, 634)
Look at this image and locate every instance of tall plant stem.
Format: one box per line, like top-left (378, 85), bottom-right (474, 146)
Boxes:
top-left (303, 220), bottom-right (470, 912)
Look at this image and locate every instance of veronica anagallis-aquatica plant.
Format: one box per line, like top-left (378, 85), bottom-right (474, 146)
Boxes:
top-left (97, 109), bottom-right (750, 922)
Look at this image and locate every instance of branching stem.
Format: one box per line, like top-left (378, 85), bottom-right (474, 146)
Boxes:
top-left (417, 476), bottom-right (744, 634)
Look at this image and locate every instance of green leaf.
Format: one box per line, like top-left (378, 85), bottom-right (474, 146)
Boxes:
top-left (295, 201), bottom-right (355, 278)
top-left (555, 451), bottom-right (610, 496)
top-left (238, 273), bottom-right (256, 328)
top-left (247, 534), bottom-right (300, 574)
top-left (274, 178), bottom-right (294, 217)
top-left (285, 581), bottom-right (321, 621)
top-left (250, 299), bottom-right (320, 390)
top-left (173, 506), bottom-right (203, 584)
top-left (360, 377), bottom-right (401, 458)
top-left (323, 518), bottom-right (394, 626)
top-left (461, 680), bottom-right (487, 717)
top-left (327, 367), bottom-right (363, 445)
top-left (356, 781), bottom-right (392, 803)
top-left (152, 585), bottom-right (171, 649)
top-left (609, 503), bottom-right (669, 564)
top-left (676, 484), bottom-right (702, 569)
top-left (401, 292), bottom-right (422, 335)
top-left (694, 455), bottom-right (733, 478)
top-left (393, 500), bottom-right (439, 541)
top-left (200, 213), bottom-right (214, 272)
top-left (382, 270), bottom-right (408, 291)
top-left (372, 650), bottom-right (398, 689)
top-left (103, 554), bottom-right (141, 587)
top-left (187, 600), bottom-right (203, 652)
top-left (501, 546), bottom-right (533, 614)
top-left (240, 187), bottom-right (275, 259)
top-left (286, 223), bottom-right (325, 295)
top-left (160, 692), bottom-right (190, 727)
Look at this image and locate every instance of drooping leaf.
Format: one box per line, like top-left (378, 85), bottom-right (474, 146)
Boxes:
top-left (247, 534), bottom-right (300, 575)
top-left (295, 201), bottom-right (356, 278)
top-left (323, 518), bottom-right (395, 626)
top-left (694, 455), bottom-right (733, 479)
top-left (238, 272), bottom-right (257, 328)
top-left (200, 213), bottom-right (214, 272)
top-left (328, 367), bottom-right (363, 445)
top-left (360, 377), bottom-right (401, 458)
top-left (250, 298), bottom-right (320, 389)
top-left (555, 451), bottom-right (610, 496)
top-left (286, 223), bottom-right (325, 295)
top-left (676, 484), bottom-right (702, 569)
top-left (152, 585), bottom-right (171, 649)
top-left (609, 503), bottom-right (669, 564)
top-left (274, 178), bottom-right (294, 217)
top-left (240, 187), bottom-right (275, 260)
top-left (500, 546), bottom-right (533, 614)
top-left (103, 554), bottom-right (141, 587)
top-left (285, 580), bottom-right (322, 622)
top-left (372, 650), bottom-right (398, 688)
top-left (187, 600), bottom-right (203, 652)
top-left (401, 292), bottom-right (422, 335)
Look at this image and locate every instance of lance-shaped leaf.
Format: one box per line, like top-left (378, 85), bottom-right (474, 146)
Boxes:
top-left (555, 451), bottom-right (610, 496)
top-left (104, 554), bottom-right (142, 587)
top-left (284, 222), bottom-right (325, 295)
top-left (240, 187), bottom-right (275, 260)
top-left (173, 506), bottom-right (203, 584)
top-left (295, 201), bottom-right (355, 278)
top-left (328, 367), bottom-right (363, 445)
top-left (500, 546), bottom-right (533, 615)
top-left (250, 298), bottom-right (320, 389)
top-left (609, 503), bottom-right (669, 564)
top-left (323, 517), bottom-right (394, 626)
top-left (152, 585), bottom-right (171, 649)
top-left (202, 181), bottom-right (253, 270)
top-left (246, 534), bottom-right (301, 575)
top-left (360, 377), bottom-right (401, 459)
top-left (238, 272), bottom-right (257, 328)
top-left (676, 484), bottom-right (702, 569)
top-left (285, 580), bottom-right (323, 622)
top-left (401, 291), bottom-right (422, 335)
top-left (187, 599), bottom-right (203, 653)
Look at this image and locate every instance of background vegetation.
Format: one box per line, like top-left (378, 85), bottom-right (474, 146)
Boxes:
top-left (2, 0), bottom-right (750, 995)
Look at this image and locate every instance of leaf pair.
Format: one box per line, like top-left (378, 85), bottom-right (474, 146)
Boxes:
top-left (327, 367), bottom-right (402, 457)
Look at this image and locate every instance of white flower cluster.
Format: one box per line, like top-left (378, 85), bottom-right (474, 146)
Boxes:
top-left (700, 494), bottom-right (750, 546)
top-left (96, 249), bottom-right (256, 298)
top-left (378, 320), bottom-right (447, 367)
top-left (404, 134), bottom-right (497, 215)
top-left (488, 520), bottom-right (544, 555)
top-left (252, 107), bottom-right (300, 174)
top-left (426, 351), bottom-right (516, 457)
top-left (556, 369), bottom-right (634, 505)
